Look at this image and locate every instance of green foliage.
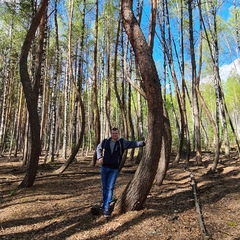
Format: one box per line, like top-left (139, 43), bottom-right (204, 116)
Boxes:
top-left (224, 74), bottom-right (240, 144)
top-left (1, 0), bottom-right (240, 155)
top-left (224, 74), bottom-right (240, 112)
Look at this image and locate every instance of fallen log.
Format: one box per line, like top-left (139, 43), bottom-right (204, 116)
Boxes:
top-left (190, 173), bottom-right (210, 240)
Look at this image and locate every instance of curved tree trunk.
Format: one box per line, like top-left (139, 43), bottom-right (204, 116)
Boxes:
top-left (197, 88), bottom-right (220, 172)
top-left (115, 0), bottom-right (165, 214)
top-left (54, 97), bottom-right (85, 174)
top-left (54, 0), bottom-right (86, 173)
top-left (155, 106), bottom-right (172, 186)
top-left (19, 0), bottom-right (48, 188)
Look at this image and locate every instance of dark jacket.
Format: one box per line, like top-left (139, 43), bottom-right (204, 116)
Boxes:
top-left (96, 137), bottom-right (145, 169)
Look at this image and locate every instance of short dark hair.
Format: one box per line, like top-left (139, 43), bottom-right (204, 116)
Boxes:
top-left (111, 127), bottom-right (119, 131)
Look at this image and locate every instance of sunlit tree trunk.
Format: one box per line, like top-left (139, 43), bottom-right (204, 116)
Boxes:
top-left (135, 0), bottom-right (144, 163)
top-left (187, 0), bottom-right (202, 163)
top-left (0, 72), bottom-right (8, 154)
top-left (148, 0), bottom-right (156, 52)
top-left (114, 17), bottom-right (129, 170)
top-left (62, 69), bottom-right (69, 159)
top-left (0, 14), bottom-right (14, 154)
top-left (128, 86), bottom-right (136, 161)
top-left (115, 0), bottom-right (165, 213)
top-left (105, 7), bottom-right (112, 133)
top-left (92, 0), bottom-right (101, 165)
top-left (55, 0), bottom-right (86, 173)
top-left (35, 0), bottom-right (47, 147)
top-left (67, 0), bottom-right (74, 156)
top-left (62, 0), bottom-right (74, 159)
top-left (196, 0), bottom-right (219, 171)
top-left (120, 27), bottom-right (128, 138)
top-left (159, 0), bottom-right (190, 163)
top-left (148, 0), bottom-right (171, 183)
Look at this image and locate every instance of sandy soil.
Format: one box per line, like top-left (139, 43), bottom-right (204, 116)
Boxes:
top-left (0, 152), bottom-right (239, 240)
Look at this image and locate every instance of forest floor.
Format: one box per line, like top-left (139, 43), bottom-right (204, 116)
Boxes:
top-left (0, 151), bottom-right (240, 240)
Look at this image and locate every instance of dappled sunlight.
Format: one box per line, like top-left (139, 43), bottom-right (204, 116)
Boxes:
top-left (0, 153), bottom-right (239, 239)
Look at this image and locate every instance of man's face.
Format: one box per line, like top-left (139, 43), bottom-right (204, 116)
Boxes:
top-left (111, 130), bottom-right (119, 141)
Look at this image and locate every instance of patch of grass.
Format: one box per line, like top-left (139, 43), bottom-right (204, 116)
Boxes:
top-left (226, 221), bottom-right (237, 227)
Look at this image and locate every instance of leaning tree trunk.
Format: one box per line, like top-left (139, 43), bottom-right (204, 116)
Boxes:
top-left (54, 96), bottom-right (85, 174)
top-left (54, 0), bottom-right (86, 173)
top-left (115, 0), bottom-right (165, 214)
top-left (19, 0), bottom-right (48, 188)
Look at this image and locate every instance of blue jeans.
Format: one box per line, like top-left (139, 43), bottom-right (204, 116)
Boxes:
top-left (101, 166), bottom-right (119, 210)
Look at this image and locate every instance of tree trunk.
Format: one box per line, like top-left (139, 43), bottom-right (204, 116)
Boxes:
top-left (19, 0), bottom-right (48, 188)
top-left (160, 0), bottom-right (190, 163)
top-left (55, 0), bottom-right (86, 173)
top-left (91, 0), bottom-right (101, 166)
top-left (187, 0), bottom-right (201, 163)
top-left (196, 0), bottom-right (220, 172)
top-left (155, 106), bottom-right (172, 185)
top-left (105, 11), bottom-right (112, 133)
top-left (54, 96), bottom-right (85, 174)
top-left (14, 87), bottom-right (24, 157)
top-left (115, 0), bottom-right (165, 213)
top-left (148, 0), bottom-right (156, 52)
top-left (49, 0), bottom-right (59, 162)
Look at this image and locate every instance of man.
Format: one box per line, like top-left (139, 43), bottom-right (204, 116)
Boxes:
top-left (96, 127), bottom-right (145, 217)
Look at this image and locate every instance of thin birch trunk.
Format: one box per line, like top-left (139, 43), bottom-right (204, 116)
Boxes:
top-left (160, 0), bottom-right (190, 163)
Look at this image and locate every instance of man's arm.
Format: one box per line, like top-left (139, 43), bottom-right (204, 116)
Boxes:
top-left (96, 141), bottom-right (104, 160)
top-left (122, 139), bottom-right (145, 149)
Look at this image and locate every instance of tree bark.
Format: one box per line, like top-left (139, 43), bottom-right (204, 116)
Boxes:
top-left (155, 107), bottom-right (172, 186)
top-left (115, 0), bottom-right (165, 214)
top-left (91, 0), bottom-right (101, 166)
top-left (19, 0), bottom-right (48, 188)
top-left (148, 0), bottom-right (156, 53)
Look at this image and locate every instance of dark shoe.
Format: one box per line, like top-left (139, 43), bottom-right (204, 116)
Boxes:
top-left (104, 209), bottom-right (111, 218)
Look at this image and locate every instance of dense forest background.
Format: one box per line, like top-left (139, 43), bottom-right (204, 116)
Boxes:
top-left (1, 0), bottom-right (240, 181)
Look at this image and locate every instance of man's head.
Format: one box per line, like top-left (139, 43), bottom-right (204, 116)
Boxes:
top-left (111, 127), bottom-right (119, 141)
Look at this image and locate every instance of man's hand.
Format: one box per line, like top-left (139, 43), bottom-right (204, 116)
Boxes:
top-left (98, 157), bottom-right (103, 165)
